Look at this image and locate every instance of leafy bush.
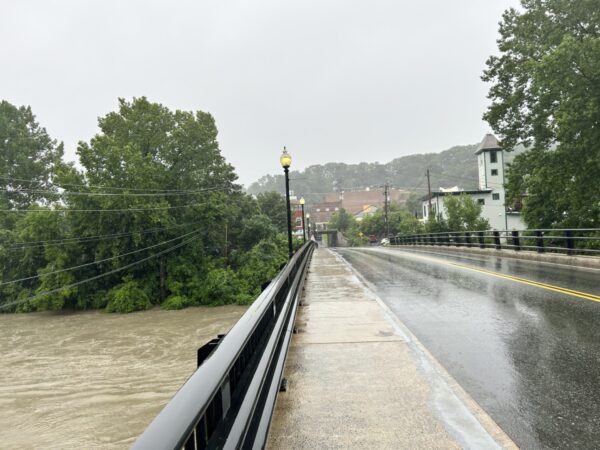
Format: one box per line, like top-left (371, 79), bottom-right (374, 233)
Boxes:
top-left (106, 279), bottom-right (151, 313)
top-left (161, 295), bottom-right (189, 310)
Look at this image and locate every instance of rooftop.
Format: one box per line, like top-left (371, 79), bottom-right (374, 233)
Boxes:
top-left (475, 133), bottom-right (501, 155)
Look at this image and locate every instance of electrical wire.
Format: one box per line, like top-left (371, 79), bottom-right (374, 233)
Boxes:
top-left (0, 174), bottom-right (236, 193)
top-left (3, 221), bottom-right (203, 250)
top-left (0, 185), bottom-right (229, 197)
top-left (0, 233), bottom-right (201, 311)
top-left (0, 229), bottom-right (200, 286)
top-left (0, 201), bottom-right (208, 213)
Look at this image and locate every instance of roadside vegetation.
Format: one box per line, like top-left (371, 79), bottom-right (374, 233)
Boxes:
top-left (0, 98), bottom-right (290, 313)
top-left (328, 193), bottom-right (490, 245)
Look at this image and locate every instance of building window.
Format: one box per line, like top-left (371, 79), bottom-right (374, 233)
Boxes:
top-left (335, 207), bottom-right (339, 211)
top-left (491, 169), bottom-right (498, 176)
top-left (423, 205), bottom-right (427, 217)
top-left (492, 193), bottom-right (500, 200)
top-left (316, 208), bottom-right (320, 212)
top-left (432, 203), bottom-right (436, 213)
top-left (490, 150), bottom-right (498, 163)
top-left (478, 198), bottom-right (485, 205)
top-left (295, 218), bottom-right (301, 224)
top-left (325, 208), bottom-right (329, 212)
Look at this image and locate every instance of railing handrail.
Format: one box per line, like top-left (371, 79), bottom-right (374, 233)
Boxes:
top-left (390, 228), bottom-right (600, 256)
top-left (132, 241), bottom-right (315, 450)
top-left (395, 228), bottom-right (600, 237)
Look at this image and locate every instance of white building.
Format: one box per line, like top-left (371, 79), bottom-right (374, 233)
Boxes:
top-left (422, 134), bottom-right (526, 230)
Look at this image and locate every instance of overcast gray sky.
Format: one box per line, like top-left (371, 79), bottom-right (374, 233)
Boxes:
top-left (1, 0), bottom-right (519, 187)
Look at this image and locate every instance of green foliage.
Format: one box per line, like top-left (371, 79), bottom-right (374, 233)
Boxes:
top-left (200, 268), bottom-right (250, 306)
top-left (328, 208), bottom-right (355, 232)
top-left (106, 279), bottom-right (152, 313)
top-left (256, 192), bottom-right (288, 232)
top-left (483, 0), bottom-right (600, 228)
top-left (443, 194), bottom-right (490, 231)
top-left (236, 237), bottom-right (288, 297)
top-left (161, 295), bottom-right (189, 310)
top-left (359, 203), bottom-right (423, 238)
top-left (238, 214), bottom-right (277, 251)
top-left (0, 99), bottom-right (288, 313)
top-left (424, 215), bottom-right (449, 233)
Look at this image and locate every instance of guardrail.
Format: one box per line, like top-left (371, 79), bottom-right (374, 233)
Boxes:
top-left (390, 229), bottom-right (600, 256)
top-left (132, 241), bottom-right (315, 450)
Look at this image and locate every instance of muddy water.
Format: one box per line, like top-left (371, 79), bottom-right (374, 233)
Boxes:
top-left (0, 306), bottom-right (246, 449)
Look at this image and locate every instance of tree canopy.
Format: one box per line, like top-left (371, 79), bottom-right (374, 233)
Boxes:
top-left (0, 98), bottom-right (288, 313)
top-left (483, 0), bottom-right (600, 228)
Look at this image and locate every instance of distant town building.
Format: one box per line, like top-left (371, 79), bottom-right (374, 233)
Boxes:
top-left (309, 201), bottom-right (342, 231)
top-left (290, 197), bottom-right (305, 236)
top-left (325, 188), bottom-right (410, 217)
top-left (422, 134), bottom-right (526, 230)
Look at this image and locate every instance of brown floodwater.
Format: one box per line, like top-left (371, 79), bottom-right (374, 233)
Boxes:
top-left (0, 306), bottom-right (246, 449)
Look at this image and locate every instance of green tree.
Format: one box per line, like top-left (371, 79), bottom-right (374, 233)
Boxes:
top-left (328, 208), bottom-right (355, 232)
top-left (443, 194), bottom-right (490, 231)
top-left (256, 191), bottom-right (288, 232)
top-left (0, 101), bottom-right (65, 216)
top-left (482, 0), bottom-right (600, 228)
top-left (359, 204), bottom-right (423, 238)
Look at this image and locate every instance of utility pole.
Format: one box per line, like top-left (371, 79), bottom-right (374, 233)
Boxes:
top-left (383, 184), bottom-right (389, 238)
top-left (426, 169), bottom-right (432, 217)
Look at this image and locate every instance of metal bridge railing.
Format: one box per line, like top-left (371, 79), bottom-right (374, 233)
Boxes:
top-left (132, 241), bottom-right (315, 450)
top-left (390, 229), bottom-right (600, 256)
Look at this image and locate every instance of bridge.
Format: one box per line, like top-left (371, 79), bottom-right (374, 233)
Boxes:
top-left (134, 228), bottom-right (600, 449)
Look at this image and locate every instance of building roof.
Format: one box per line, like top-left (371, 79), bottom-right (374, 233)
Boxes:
top-left (475, 133), bottom-right (501, 155)
top-left (421, 189), bottom-right (492, 201)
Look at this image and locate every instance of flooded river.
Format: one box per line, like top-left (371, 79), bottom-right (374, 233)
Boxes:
top-left (0, 306), bottom-right (246, 449)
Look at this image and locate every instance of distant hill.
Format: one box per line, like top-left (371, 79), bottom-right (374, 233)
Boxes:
top-left (247, 143), bottom-right (524, 204)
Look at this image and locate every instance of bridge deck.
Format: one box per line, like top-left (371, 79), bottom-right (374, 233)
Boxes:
top-left (267, 248), bottom-right (516, 449)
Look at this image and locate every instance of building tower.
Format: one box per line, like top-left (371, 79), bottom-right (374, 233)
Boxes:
top-left (475, 133), bottom-right (504, 190)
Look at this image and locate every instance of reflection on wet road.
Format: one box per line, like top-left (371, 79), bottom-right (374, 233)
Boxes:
top-left (336, 247), bottom-right (600, 450)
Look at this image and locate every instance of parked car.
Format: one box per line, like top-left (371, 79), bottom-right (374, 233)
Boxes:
top-left (380, 238), bottom-right (390, 246)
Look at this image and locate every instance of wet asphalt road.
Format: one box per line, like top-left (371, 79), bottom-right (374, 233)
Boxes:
top-left (335, 247), bottom-right (600, 450)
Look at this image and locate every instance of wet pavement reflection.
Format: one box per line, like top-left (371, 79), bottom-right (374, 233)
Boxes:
top-left (337, 247), bottom-right (600, 450)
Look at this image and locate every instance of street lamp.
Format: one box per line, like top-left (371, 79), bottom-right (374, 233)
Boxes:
top-left (306, 213), bottom-right (311, 239)
top-left (280, 147), bottom-right (293, 259)
top-left (300, 197), bottom-right (306, 243)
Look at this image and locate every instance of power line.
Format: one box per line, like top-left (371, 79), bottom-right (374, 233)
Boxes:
top-left (0, 201), bottom-right (209, 213)
top-left (3, 221), bottom-right (203, 250)
top-left (0, 233), bottom-right (201, 311)
top-left (0, 229), bottom-right (200, 286)
top-left (0, 185), bottom-right (229, 197)
top-left (0, 174), bottom-right (236, 193)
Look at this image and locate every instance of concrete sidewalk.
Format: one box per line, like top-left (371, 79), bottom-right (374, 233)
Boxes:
top-left (266, 248), bottom-right (517, 450)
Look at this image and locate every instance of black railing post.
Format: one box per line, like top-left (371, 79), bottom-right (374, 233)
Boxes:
top-left (478, 231), bottom-right (485, 248)
top-left (465, 232), bottom-right (471, 248)
top-left (511, 230), bottom-right (521, 251)
top-left (535, 230), bottom-right (544, 253)
top-left (565, 230), bottom-right (575, 255)
top-left (493, 231), bottom-right (501, 250)
top-left (445, 233), bottom-right (450, 246)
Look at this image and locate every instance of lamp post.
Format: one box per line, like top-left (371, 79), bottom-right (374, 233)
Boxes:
top-left (299, 197), bottom-right (306, 243)
top-left (306, 213), bottom-right (311, 239)
top-left (280, 147), bottom-right (293, 259)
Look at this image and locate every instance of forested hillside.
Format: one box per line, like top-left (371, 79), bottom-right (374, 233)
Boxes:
top-left (248, 144), bottom-right (523, 202)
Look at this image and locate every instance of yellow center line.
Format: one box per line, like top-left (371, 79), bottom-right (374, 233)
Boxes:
top-left (387, 249), bottom-right (600, 304)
